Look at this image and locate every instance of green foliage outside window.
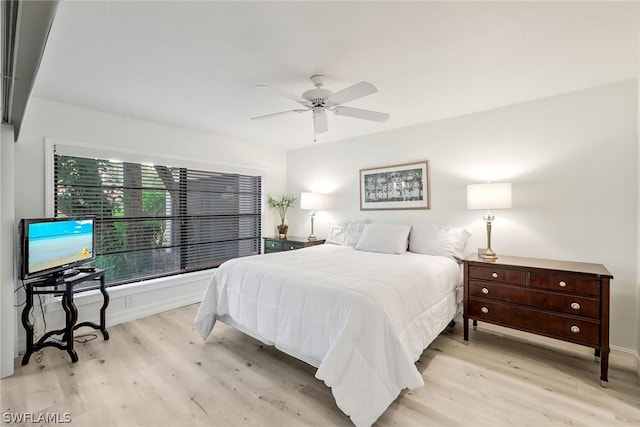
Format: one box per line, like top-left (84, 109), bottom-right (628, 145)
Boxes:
top-left (55, 156), bottom-right (170, 284)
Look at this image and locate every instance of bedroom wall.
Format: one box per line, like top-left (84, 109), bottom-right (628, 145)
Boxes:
top-left (287, 80), bottom-right (638, 351)
top-left (7, 97), bottom-right (288, 359)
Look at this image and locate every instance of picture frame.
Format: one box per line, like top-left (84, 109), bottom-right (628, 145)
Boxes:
top-left (359, 161), bottom-right (430, 210)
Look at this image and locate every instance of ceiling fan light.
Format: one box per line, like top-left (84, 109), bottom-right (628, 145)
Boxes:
top-left (313, 107), bottom-right (328, 134)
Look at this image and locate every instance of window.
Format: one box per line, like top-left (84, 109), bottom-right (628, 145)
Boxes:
top-left (54, 152), bottom-right (262, 286)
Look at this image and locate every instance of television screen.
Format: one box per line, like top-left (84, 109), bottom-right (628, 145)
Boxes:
top-left (20, 217), bottom-right (95, 280)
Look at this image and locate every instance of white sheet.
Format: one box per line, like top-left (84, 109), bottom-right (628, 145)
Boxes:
top-left (194, 244), bottom-right (461, 426)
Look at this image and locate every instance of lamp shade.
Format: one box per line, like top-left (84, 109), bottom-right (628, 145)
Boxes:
top-left (300, 192), bottom-right (325, 210)
top-left (467, 183), bottom-right (512, 210)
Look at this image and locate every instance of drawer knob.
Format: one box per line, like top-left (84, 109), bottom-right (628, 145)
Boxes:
top-left (558, 280), bottom-right (567, 287)
top-left (481, 287), bottom-right (489, 294)
top-left (570, 302), bottom-right (581, 310)
top-left (481, 306), bottom-right (489, 314)
top-left (570, 325), bottom-right (580, 333)
top-left (491, 272), bottom-right (498, 278)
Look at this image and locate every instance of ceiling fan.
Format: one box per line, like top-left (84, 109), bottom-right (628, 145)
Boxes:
top-left (251, 75), bottom-right (390, 136)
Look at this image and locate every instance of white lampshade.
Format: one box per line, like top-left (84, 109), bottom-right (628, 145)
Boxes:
top-left (300, 192), bottom-right (325, 210)
top-left (467, 183), bottom-right (512, 210)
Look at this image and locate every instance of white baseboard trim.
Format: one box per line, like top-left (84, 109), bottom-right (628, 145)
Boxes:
top-left (107, 290), bottom-right (202, 326)
top-left (15, 269), bottom-right (212, 354)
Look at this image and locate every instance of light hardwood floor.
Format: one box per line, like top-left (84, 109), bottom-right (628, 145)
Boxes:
top-left (2, 303), bottom-right (639, 426)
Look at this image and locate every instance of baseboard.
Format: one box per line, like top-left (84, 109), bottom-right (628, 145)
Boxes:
top-left (107, 290), bottom-right (203, 326)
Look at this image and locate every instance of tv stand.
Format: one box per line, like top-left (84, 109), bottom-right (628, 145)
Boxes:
top-left (36, 269), bottom-right (80, 286)
top-left (21, 269), bottom-right (109, 365)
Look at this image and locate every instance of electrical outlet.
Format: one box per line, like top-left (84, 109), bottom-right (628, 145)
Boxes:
top-left (125, 295), bottom-right (134, 308)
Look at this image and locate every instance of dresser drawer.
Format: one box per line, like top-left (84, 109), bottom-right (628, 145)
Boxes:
top-left (283, 241), bottom-right (305, 250)
top-left (468, 298), bottom-right (600, 346)
top-left (468, 265), bottom-right (526, 286)
top-left (264, 240), bottom-right (284, 251)
top-left (530, 273), bottom-right (600, 297)
top-left (468, 281), bottom-right (600, 319)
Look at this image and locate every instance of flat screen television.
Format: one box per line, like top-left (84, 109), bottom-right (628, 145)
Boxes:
top-left (19, 216), bottom-right (95, 281)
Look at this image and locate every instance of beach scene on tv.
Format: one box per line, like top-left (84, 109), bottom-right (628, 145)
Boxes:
top-left (28, 219), bottom-right (93, 274)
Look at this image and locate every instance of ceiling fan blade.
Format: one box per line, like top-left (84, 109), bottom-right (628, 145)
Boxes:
top-left (251, 109), bottom-right (308, 121)
top-left (313, 107), bottom-right (328, 134)
top-left (255, 84), bottom-right (311, 106)
top-left (334, 106), bottom-right (389, 122)
top-left (327, 81), bottom-right (377, 105)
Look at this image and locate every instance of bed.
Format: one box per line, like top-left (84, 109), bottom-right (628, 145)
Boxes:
top-left (194, 223), bottom-right (465, 426)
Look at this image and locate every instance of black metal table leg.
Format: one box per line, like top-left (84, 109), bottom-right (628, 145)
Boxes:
top-left (99, 275), bottom-right (110, 340)
top-left (63, 289), bottom-right (78, 363)
top-left (21, 283), bottom-right (34, 366)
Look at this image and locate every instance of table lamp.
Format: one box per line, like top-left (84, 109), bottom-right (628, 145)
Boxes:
top-left (467, 182), bottom-right (512, 260)
top-left (300, 192), bottom-right (325, 241)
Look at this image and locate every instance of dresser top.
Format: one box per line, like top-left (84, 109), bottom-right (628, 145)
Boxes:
top-left (464, 253), bottom-right (613, 278)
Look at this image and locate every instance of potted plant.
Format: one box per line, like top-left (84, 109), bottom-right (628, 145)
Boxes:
top-left (267, 194), bottom-right (296, 239)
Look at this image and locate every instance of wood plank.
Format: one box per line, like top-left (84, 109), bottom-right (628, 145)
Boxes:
top-left (1, 304), bottom-right (638, 426)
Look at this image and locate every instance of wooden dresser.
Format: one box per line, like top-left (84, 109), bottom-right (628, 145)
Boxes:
top-left (263, 236), bottom-right (325, 254)
top-left (462, 254), bottom-right (613, 385)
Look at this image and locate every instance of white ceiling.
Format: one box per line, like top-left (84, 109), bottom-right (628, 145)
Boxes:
top-left (33, 1), bottom-right (639, 150)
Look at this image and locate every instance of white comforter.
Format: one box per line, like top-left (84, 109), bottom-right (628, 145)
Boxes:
top-left (194, 244), bottom-right (461, 426)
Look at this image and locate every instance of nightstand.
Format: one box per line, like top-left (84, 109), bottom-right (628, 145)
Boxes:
top-left (462, 254), bottom-right (613, 386)
top-left (263, 236), bottom-right (325, 254)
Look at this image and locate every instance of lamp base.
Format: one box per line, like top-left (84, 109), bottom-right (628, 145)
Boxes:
top-left (481, 216), bottom-right (498, 261)
top-left (479, 247), bottom-right (497, 261)
top-left (308, 213), bottom-right (317, 242)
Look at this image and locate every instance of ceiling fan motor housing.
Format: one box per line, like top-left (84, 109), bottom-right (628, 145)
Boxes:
top-left (302, 88), bottom-right (333, 106)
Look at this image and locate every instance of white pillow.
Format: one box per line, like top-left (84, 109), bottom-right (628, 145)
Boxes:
top-left (354, 223), bottom-right (412, 255)
top-left (409, 224), bottom-right (471, 260)
top-left (325, 221), bottom-right (368, 246)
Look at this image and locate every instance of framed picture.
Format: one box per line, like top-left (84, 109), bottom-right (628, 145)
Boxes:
top-left (359, 161), bottom-right (430, 210)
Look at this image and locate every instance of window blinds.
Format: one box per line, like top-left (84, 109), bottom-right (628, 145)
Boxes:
top-left (54, 153), bottom-right (262, 286)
